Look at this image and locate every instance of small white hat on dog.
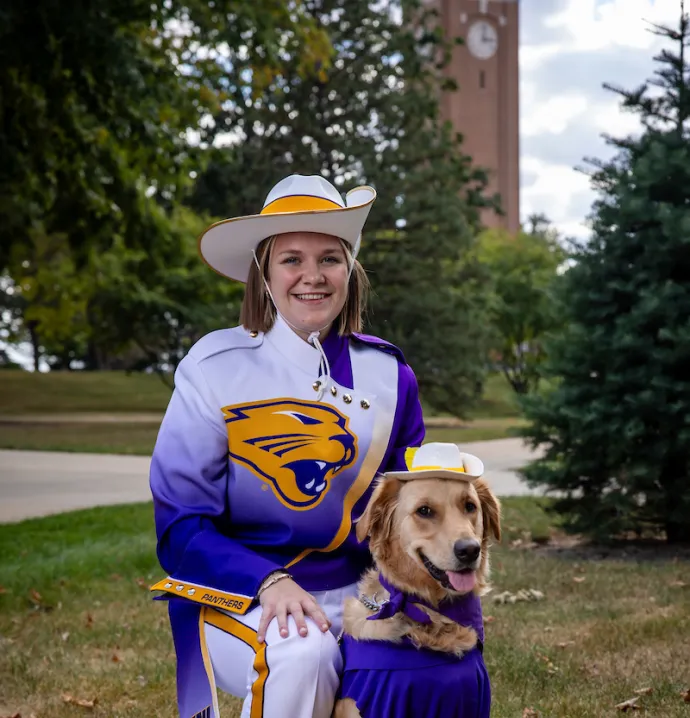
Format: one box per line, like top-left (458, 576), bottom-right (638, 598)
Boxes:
top-left (384, 442), bottom-right (485, 482)
top-left (198, 174), bottom-right (377, 282)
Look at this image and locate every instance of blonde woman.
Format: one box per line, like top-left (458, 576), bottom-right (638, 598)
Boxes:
top-left (150, 174), bottom-right (425, 718)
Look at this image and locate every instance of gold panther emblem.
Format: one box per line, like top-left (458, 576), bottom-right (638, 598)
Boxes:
top-left (222, 399), bottom-right (358, 510)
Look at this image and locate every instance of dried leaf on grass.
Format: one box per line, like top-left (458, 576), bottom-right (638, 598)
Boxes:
top-left (669, 580), bottom-right (687, 588)
top-left (572, 576), bottom-right (586, 583)
top-left (483, 615), bottom-right (496, 624)
top-left (615, 697), bottom-right (640, 712)
top-left (680, 689), bottom-right (690, 703)
top-left (0, 585), bottom-right (7, 594)
top-left (493, 588), bottom-right (544, 604)
top-left (85, 612), bottom-right (94, 629)
top-left (557, 641), bottom-right (575, 648)
top-left (522, 709), bottom-right (540, 718)
top-left (62, 694), bottom-right (97, 709)
top-left (634, 687), bottom-right (652, 696)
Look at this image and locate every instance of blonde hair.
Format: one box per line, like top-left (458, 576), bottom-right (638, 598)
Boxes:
top-left (240, 235), bottom-right (370, 335)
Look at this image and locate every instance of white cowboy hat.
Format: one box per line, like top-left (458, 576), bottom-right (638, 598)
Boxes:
top-left (198, 174), bottom-right (377, 282)
top-left (384, 442), bottom-right (485, 482)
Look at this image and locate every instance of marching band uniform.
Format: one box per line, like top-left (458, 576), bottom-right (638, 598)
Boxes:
top-left (149, 174), bottom-right (425, 718)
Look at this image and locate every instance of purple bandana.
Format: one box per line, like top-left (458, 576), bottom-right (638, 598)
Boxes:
top-left (367, 573), bottom-right (485, 642)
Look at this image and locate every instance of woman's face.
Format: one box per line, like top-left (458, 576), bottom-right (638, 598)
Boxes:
top-left (267, 232), bottom-right (350, 339)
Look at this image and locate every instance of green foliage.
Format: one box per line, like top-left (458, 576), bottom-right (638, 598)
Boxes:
top-left (476, 225), bottom-right (566, 395)
top-left (521, 6), bottom-right (690, 543)
top-left (0, 0), bottom-right (331, 371)
top-left (189, 0), bottom-right (496, 417)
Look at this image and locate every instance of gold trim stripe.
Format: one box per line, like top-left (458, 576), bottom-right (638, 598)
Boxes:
top-left (150, 577), bottom-right (253, 615)
top-left (204, 609), bottom-right (269, 718)
top-left (260, 195), bottom-right (341, 215)
top-left (198, 607), bottom-right (220, 718)
top-left (286, 395), bottom-right (395, 569)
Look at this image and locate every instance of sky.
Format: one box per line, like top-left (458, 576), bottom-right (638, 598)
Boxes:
top-left (519, 0), bottom-right (685, 239)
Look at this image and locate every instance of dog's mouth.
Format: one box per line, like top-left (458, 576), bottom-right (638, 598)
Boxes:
top-left (419, 551), bottom-right (477, 593)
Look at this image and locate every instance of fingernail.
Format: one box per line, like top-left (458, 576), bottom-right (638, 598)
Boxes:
top-left (300, 627), bottom-right (307, 636)
top-left (322, 623), bottom-right (329, 630)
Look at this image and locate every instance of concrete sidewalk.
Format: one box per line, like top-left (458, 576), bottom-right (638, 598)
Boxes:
top-left (0, 438), bottom-right (544, 524)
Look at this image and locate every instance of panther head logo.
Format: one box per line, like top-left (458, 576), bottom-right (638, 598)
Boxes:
top-left (223, 399), bottom-right (358, 510)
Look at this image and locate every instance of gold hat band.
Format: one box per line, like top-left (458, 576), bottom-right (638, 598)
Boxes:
top-left (260, 195), bottom-right (342, 215)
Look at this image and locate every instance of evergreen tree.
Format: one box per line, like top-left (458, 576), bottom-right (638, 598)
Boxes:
top-left (190, 0), bottom-right (495, 416)
top-left (521, 2), bottom-right (690, 543)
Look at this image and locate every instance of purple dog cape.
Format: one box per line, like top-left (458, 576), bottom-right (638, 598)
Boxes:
top-left (339, 576), bottom-right (491, 718)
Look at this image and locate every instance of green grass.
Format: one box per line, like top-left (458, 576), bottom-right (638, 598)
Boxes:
top-left (0, 422), bottom-right (161, 455)
top-left (1, 500), bottom-right (688, 717)
top-left (0, 371), bottom-right (526, 454)
top-left (0, 369), bottom-right (172, 414)
top-left (0, 418), bottom-right (525, 456)
top-left (0, 369), bottom-right (520, 418)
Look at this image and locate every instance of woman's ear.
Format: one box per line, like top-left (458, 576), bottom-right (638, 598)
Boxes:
top-left (356, 478), bottom-right (401, 544)
top-left (474, 478), bottom-right (502, 542)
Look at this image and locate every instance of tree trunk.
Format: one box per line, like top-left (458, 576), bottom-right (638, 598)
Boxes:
top-left (28, 321), bottom-right (41, 372)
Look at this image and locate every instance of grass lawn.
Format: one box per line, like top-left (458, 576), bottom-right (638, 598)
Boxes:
top-left (0, 418), bottom-right (527, 456)
top-left (1, 500), bottom-right (688, 717)
top-left (0, 370), bottom-right (525, 453)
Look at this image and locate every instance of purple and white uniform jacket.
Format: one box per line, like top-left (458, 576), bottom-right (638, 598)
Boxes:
top-left (149, 316), bottom-right (424, 716)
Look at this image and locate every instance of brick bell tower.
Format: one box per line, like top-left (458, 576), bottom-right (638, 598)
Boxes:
top-left (434, 0), bottom-right (520, 232)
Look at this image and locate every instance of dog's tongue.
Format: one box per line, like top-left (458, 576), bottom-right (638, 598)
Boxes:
top-left (447, 570), bottom-right (476, 593)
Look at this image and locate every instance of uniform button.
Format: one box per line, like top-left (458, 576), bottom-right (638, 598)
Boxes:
top-left (313, 381), bottom-right (321, 392)
top-left (360, 399), bottom-right (370, 409)
top-left (330, 386), bottom-right (338, 397)
top-left (343, 394), bottom-right (352, 404)
top-left (187, 588), bottom-right (196, 596)
top-left (176, 584), bottom-right (184, 591)
top-left (249, 330), bottom-right (258, 338)
top-left (164, 582), bottom-right (173, 589)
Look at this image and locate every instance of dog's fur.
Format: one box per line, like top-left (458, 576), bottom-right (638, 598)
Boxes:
top-left (333, 476), bottom-right (501, 718)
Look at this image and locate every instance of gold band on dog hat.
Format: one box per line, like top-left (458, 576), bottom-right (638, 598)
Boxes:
top-left (384, 442), bottom-right (485, 481)
top-left (198, 174), bottom-right (377, 282)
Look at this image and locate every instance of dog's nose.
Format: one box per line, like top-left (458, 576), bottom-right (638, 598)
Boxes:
top-left (454, 539), bottom-right (480, 564)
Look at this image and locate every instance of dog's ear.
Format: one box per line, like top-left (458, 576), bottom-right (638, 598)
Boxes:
top-left (356, 477), bottom-right (401, 544)
top-left (474, 478), bottom-right (502, 542)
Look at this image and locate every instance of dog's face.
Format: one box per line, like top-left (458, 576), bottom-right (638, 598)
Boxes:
top-left (357, 476), bottom-right (501, 603)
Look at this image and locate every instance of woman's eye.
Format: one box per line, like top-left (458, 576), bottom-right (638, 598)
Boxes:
top-left (465, 502), bottom-right (477, 514)
top-left (416, 506), bottom-right (434, 518)
top-left (322, 256), bottom-right (341, 264)
top-left (281, 256), bottom-right (299, 265)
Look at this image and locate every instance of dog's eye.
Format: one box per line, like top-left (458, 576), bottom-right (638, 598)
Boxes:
top-left (465, 501), bottom-right (477, 513)
top-left (416, 505), bottom-right (434, 518)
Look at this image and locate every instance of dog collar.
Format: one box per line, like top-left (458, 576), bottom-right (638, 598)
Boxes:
top-left (365, 573), bottom-right (486, 643)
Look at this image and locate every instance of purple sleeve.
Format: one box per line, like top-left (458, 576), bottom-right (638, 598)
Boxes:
top-left (384, 361), bottom-right (426, 472)
top-left (150, 355), bottom-right (280, 599)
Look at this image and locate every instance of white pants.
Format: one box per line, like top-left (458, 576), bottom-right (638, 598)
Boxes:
top-left (204, 583), bottom-right (359, 718)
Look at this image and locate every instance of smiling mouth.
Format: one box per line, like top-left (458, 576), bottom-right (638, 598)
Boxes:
top-left (419, 551), bottom-right (475, 590)
top-left (294, 293), bottom-right (331, 301)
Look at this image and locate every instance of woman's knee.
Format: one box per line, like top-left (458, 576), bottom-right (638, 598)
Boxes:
top-left (266, 616), bottom-right (341, 674)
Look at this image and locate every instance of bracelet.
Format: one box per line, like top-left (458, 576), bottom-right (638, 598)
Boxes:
top-left (257, 570), bottom-right (292, 597)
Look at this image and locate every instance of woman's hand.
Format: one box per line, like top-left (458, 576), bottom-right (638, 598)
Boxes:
top-left (257, 578), bottom-right (331, 643)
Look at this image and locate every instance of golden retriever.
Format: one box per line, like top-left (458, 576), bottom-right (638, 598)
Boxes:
top-left (334, 475), bottom-right (501, 718)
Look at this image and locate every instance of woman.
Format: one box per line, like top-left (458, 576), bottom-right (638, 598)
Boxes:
top-left (150, 174), bottom-right (425, 718)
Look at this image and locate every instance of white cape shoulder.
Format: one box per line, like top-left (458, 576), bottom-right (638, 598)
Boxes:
top-left (187, 326), bottom-right (264, 363)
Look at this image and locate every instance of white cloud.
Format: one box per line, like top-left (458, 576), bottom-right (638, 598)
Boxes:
top-left (519, 0), bottom-right (685, 238)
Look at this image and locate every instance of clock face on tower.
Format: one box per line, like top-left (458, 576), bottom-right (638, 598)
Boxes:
top-left (467, 20), bottom-right (498, 60)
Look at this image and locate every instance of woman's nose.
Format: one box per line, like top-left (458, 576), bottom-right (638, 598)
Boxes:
top-left (303, 262), bottom-right (325, 284)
